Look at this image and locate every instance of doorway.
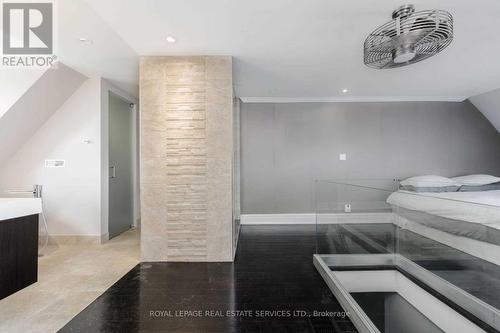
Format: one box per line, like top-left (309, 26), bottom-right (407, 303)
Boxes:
top-left (108, 92), bottom-right (135, 239)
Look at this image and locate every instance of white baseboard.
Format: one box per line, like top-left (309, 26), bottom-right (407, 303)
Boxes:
top-left (100, 233), bottom-right (109, 244)
top-left (241, 213), bottom-right (394, 225)
top-left (241, 214), bottom-right (315, 225)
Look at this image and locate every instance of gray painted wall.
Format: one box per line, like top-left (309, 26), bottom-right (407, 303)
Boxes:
top-left (469, 88), bottom-right (500, 133)
top-left (241, 101), bottom-right (500, 214)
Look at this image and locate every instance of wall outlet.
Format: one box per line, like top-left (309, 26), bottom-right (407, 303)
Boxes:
top-left (344, 204), bottom-right (352, 213)
top-left (339, 153), bottom-right (347, 161)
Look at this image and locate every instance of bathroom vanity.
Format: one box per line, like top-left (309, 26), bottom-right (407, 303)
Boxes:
top-left (0, 198), bottom-right (41, 300)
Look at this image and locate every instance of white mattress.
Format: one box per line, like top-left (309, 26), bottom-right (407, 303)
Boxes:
top-left (0, 198), bottom-right (42, 221)
top-left (387, 190), bottom-right (500, 227)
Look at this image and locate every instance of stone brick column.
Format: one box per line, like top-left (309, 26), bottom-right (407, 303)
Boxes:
top-left (140, 56), bottom-right (233, 262)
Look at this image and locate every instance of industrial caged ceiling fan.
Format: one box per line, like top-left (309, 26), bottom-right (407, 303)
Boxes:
top-left (364, 4), bottom-right (453, 69)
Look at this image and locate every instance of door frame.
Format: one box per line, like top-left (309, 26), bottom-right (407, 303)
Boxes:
top-left (100, 79), bottom-right (139, 243)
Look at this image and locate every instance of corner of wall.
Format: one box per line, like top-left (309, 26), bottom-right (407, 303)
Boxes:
top-left (468, 89), bottom-right (500, 133)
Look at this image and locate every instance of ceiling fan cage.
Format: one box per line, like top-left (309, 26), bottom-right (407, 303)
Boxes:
top-left (364, 6), bottom-right (453, 69)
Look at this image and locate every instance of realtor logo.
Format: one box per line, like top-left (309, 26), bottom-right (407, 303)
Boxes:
top-left (1, 0), bottom-right (57, 67)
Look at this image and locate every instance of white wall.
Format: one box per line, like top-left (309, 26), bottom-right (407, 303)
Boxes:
top-left (0, 77), bottom-right (139, 238)
top-left (469, 88), bottom-right (500, 132)
top-left (0, 78), bottom-right (102, 236)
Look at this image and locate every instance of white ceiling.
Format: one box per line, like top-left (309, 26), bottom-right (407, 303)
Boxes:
top-left (0, 69), bottom-right (45, 118)
top-left (80, 0), bottom-right (500, 101)
top-left (58, 0), bottom-right (139, 97)
top-left (0, 0), bottom-right (138, 112)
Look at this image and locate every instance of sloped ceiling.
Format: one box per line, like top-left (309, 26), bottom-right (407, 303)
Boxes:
top-left (58, 0), bottom-right (139, 97)
top-left (0, 0), bottom-right (139, 99)
top-left (0, 64), bottom-right (87, 165)
top-left (469, 89), bottom-right (500, 133)
top-left (0, 69), bottom-right (46, 118)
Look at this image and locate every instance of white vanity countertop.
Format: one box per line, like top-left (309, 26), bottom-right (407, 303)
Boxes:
top-left (0, 198), bottom-right (42, 221)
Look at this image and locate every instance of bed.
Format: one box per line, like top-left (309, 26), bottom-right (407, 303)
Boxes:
top-left (387, 190), bottom-right (500, 245)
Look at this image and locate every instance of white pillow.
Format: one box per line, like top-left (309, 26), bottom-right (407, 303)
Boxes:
top-left (400, 175), bottom-right (460, 187)
top-left (451, 174), bottom-right (500, 186)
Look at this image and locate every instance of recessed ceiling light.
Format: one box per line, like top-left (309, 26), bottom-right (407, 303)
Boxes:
top-left (79, 38), bottom-right (93, 45)
top-left (166, 36), bottom-right (177, 43)
top-left (342, 89), bottom-right (349, 93)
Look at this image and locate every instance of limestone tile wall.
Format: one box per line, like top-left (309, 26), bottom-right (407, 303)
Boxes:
top-left (140, 56), bottom-right (233, 262)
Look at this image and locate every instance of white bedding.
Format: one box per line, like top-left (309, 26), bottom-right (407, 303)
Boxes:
top-left (387, 190), bottom-right (500, 226)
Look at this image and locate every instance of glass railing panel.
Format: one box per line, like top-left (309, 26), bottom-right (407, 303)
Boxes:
top-left (315, 179), bottom-right (398, 255)
top-left (315, 179), bottom-right (500, 331)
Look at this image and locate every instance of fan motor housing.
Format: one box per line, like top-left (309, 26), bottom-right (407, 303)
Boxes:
top-left (392, 44), bottom-right (416, 63)
top-left (392, 4), bottom-right (415, 19)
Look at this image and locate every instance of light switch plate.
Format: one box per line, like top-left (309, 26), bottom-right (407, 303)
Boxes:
top-left (339, 153), bottom-right (347, 161)
top-left (45, 159), bottom-right (65, 168)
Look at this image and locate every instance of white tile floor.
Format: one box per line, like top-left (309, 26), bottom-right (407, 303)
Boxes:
top-left (0, 228), bottom-right (139, 333)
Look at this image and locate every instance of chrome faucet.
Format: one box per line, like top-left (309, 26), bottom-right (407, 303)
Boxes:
top-left (5, 184), bottom-right (43, 198)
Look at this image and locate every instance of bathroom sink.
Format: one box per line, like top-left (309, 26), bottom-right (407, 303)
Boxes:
top-left (0, 197), bottom-right (42, 220)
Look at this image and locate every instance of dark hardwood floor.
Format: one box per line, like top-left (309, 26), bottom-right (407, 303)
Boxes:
top-left (59, 222), bottom-right (500, 332)
top-left (59, 225), bottom-right (357, 333)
